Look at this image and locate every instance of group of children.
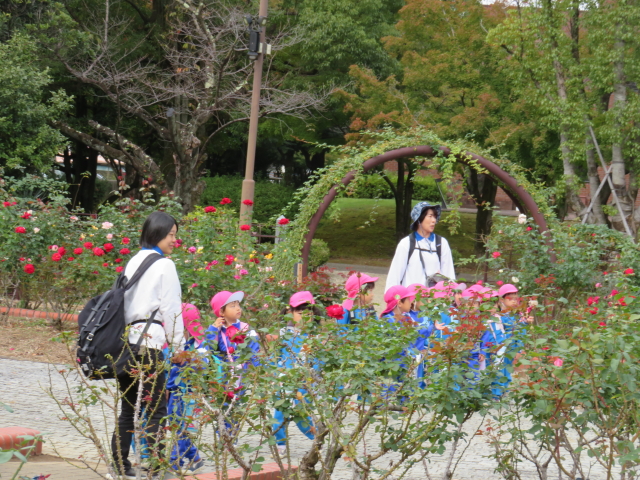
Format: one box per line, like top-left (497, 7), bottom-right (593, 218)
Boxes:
top-left (160, 274), bottom-right (531, 472)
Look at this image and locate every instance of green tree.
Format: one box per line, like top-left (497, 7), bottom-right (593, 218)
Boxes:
top-left (0, 32), bottom-right (70, 170)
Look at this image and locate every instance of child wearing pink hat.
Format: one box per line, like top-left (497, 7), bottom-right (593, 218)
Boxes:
top-left (165, 303), bottom-right (209, 473)
top-left (204, 290), bottom-right (260, 367)
top-left (339, 273), bottom-right (379, 325)
top-left (273, 291), bottom-right (319, 455)
top-left (482, 284), bottom-right (532, 396)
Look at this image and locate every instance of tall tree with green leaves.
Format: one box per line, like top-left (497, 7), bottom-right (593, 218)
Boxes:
top-left (0, 32), bottom-right (71, 171)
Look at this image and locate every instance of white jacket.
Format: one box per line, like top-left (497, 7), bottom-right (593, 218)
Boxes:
top-left (123, 249), bottom-right (185, 351)
top-left (385, 233), bottom-right (455, 291)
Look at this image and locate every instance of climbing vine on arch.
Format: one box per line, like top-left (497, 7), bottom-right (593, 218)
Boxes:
top-left (272, 126), bottom-right (554, 279)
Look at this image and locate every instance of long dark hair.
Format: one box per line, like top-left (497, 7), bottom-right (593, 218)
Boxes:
top-left (140, 211), bottom-right (178, 248)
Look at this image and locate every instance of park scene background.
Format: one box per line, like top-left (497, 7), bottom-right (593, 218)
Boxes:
top-left (2, 0), bottom-right (640, 479)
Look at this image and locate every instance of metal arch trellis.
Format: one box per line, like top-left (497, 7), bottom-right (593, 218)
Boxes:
top-left (300, 145), bottom-right (555, 275)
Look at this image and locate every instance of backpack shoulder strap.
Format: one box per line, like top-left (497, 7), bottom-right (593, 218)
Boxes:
top-left (434, 234), bottom-right (442, 266)
top-left (125, 253), bottom-right (163, 290)
top-left (401, 233), bottom-right (416, 284)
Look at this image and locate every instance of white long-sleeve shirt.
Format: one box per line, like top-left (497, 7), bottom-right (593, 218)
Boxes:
top-left (123, 249), bottom-right (185, 351)
top-left (385, 233), bottom-right (455, 291)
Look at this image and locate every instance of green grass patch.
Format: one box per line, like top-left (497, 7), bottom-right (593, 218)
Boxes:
top-left (315, 198), bottom-right (477, 268)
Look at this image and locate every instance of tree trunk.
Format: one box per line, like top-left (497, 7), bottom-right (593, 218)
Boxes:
top-left (584, 133), bottom-right (608, 224)
top-left (465, 168), bottom-right (498, 256)
top-left (609, 34), bottom-right (633, 233)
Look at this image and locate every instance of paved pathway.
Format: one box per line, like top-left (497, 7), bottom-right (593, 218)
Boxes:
top-left (0, 357), bottom-right (616, 480)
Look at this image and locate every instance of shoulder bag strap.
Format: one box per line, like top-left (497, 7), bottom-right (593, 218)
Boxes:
top-left (125, 253), bottom-right (164, 290)
top-left (401, 234), bottom-right (417, 284)
top-left (133, 308), bottom-right (159, 348)
top-left (435, 234), bottom-right (442, 269)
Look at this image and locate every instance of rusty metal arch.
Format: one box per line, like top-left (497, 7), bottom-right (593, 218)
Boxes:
top-left (301, 145), bottom-right (553, 275)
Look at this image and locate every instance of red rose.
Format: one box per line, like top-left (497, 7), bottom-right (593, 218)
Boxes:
top-left (624, 268), bottom-right (634, 275)
top-left (84, 242), bottom-right (93, 249)
top-left (589, 307), bottom-right (598, 315)
top-left (103, 243), bottom-right (114, 252)
top-left (326, 304), bottom-right (345, 320)
top-left (21, 212), bottom-right (31, 219)
top-left (58, 247), bottom-right (66, 256)
top-left (526, 226), bottom-right (533, 231)
top-left (204, 206), bottom-right (217, 213)
top-left (220, 197), bottom-right (232, 205)
top-left (492, 251), bottom-right (501, 259)
top-left (67, 257), bottom-right (75, 261)
top-left (598, 321), bottom-right (606, 327)
top-left (24, 264), bottom-right (35, 274)
top-left (240, 224), bottom-right (251, 231)
top-left (224, 254), bottom-right (234, 265)
top-left (14, 226), bottom-right (26, 234)
top-left (541, 346), bottom-right (549, 351)
top-left (278, 218), bottom-right (290, 225)
top-left (51, 253), bottom-right (62, 262)
top-left (116, 266), bottom-right (124, 273)
top-left (611, 289), bottom-right (619, 296)
top-left (249, 257), bottom-right (260, 264)
top-left (93, 247), bottom-right (105, 256)
top-left (587, 296), bottom-right (600, 306)
top-left (115, 258), bottom-right (123, 263)
top-left (496, 281), bottom-right (504, 286)
top-left (122, 237), bottom-right (130, 244)
top-left (73, 248), bottom-right (83, 255)
top-left (103, 262), bottom-right (109, 267)
top-left (226, 325), bottom-right (246, 345)
top-left (119, 248), bottom-right (131, 255)
top-left (10, 202), bottom-right (17, 206)
top-left (2, 201), bottom-right (9, 207)
top-left (19, 257), bottom-right (25, 261)
top-left (242, 199), bottom-right (253, 206)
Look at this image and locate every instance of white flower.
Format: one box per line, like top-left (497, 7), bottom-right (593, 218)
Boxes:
top-left (27, 210), bottom-right (33, 215)
top-left (235, 263), bottom-right (243, 269)
top-left (101, 221), bottom-right (113, 229)
top-left (518, 214), bottom-right (527, 224)
top-left (33, 228), bottom-right (40, 233)
top-left (70, 216), bottom-right (79, 222)
top-left (499, 269), bottom-right (504, 273)
top-left (51, 245), bottom-right (59, 251)
top-left (512, 276), bottom-right (519, 283)
top-left (106, 233), bottom-right (113, 240)
top-left (266, 266), bottom-right (273, 272)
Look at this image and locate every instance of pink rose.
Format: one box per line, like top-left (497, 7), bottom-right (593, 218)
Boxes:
top-left (492, 251), bottom-right (501, 259)
top-left (553, 358), bottom-right (563, 367)
top-left (188, 246), bottom-right (197, 253)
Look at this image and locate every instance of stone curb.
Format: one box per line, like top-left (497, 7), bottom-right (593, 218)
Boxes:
top-left (0, 427), bottom-right (43, 456)
top-left (0, 307), bottom-right (77, 323)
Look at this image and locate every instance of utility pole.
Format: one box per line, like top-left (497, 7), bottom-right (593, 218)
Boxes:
top-left (239, 0), bottom-right (268, 224)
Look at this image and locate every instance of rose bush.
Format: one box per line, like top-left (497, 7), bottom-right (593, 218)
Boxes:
top-left (0, 173), bottom-right (341, 329)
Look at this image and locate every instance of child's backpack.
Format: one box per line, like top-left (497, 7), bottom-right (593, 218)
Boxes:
top-left (76, 253), bottom-right (163, 379)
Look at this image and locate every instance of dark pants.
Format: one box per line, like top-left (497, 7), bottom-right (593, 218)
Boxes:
top-left (111, 349), bottom-right (167, 472)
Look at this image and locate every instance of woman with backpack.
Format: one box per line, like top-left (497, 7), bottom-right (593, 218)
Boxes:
top-left (108, 211), bottom-right (185, 480)
top-left (385, 201), bottom-right (455, 290)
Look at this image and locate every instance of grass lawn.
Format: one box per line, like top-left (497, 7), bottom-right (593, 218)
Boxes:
top-left (315, 198), bottom-right (478, 268)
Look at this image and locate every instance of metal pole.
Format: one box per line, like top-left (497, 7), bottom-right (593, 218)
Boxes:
top-left (588, 126), bottom-right (633, 237)
top-left (239, 0), bottom-right (268, 224)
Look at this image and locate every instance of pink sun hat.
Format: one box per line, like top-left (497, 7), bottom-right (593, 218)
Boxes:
top-left (181, 303), bottom-right (204, 340)
top-left (462, 284), bottom-right (492, 299)
top-left (497, 284), bottom-right (519, 297)
top-left (382, 285), bottom-right (415, 315)
top-left (210, 290), bottom-right (245, 317)
top-left (342, 273), bottom-right (379, 310)
top-left (290, 290), bottom-right (315, 308)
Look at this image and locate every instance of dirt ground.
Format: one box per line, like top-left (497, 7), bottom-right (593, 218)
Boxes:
top-left (0, 317), bottom-right (76, 364)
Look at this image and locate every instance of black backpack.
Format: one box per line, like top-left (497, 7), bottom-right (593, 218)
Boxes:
top-left (401, 233), bottom-right (442, 287)
top-left (76, 253), bottom-right (163, 379)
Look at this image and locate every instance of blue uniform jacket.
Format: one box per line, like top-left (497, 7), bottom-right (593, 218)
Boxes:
top-left (203, 321), bottom-right (260, 367)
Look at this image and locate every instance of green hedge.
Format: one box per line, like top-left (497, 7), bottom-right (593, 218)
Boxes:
top-left (200, 176), bottom-right (296, 225)
top-left (350, 174), bottom-right (444, 202)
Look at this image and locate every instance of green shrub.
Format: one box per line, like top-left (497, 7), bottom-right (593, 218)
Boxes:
top-left (309, 238), bottom-right (331, 271)
top-left (349, 173), bottom-right (444, 202)
top-left (200, 176), bottom-right (297, 225)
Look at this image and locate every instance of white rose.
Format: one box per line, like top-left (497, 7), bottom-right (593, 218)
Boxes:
top-left (518, 214), bottom-right (527, 224)
top-left (512, 276), bottom-right (519, 283)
